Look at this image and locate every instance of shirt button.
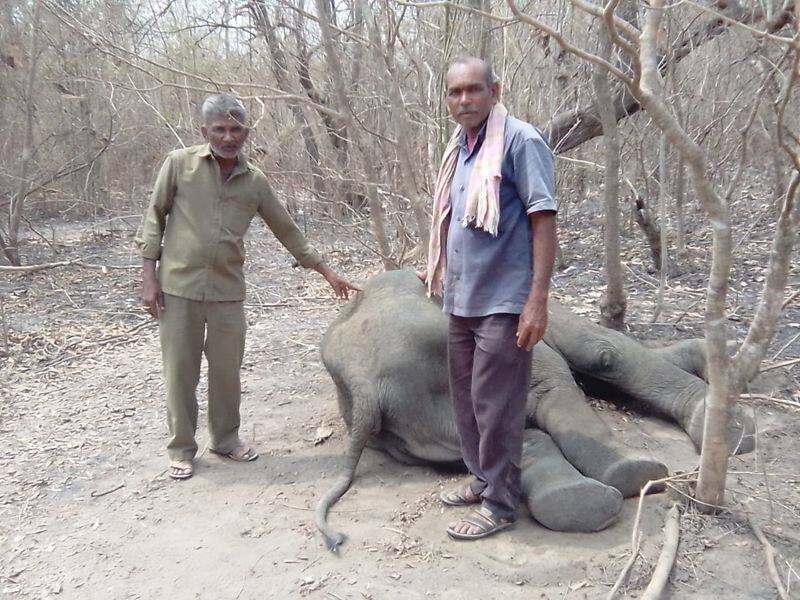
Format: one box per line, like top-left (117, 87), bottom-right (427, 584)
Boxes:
top-left (459, 185), bottom-right (465, 192)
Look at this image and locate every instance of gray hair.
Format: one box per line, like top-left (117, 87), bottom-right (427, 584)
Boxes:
top-left (448, 56), bottom-right (496, 87)
top-left (201, 93), bottom-right (247, 125)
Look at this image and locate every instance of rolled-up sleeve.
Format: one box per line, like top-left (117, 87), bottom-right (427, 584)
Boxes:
top-left (136, 153), bottom-right (176, 260)
top-left (257, 176), bottom-right (323, 268)
top-left (512, 133), bottom-right (557, 215)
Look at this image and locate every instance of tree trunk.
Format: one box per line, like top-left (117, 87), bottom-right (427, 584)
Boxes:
top-left (314, 0), bottom-right (394, 269)
top-left (364, 4), bottom-right (429, 255)
top-left (633, 194), bottom-right (663, 272)
top-left (5, 0), bottom-right (42, 266)
top-left (592, 29), bottom-right (626, 330)
top-left (291, 6), bottom-right (354, 211)
top-left (729, 172), bottom-right (800, 392)
top-left (653, 133), bottom-right (670, 321)
top-left (639, 1), bottom-right (734, 512)
top-left (250, 2), bottom-right (326, 204)
top-left (674, 155), bottom-right (686, 252)
top-left (467, 0), bottom-right (493, 61)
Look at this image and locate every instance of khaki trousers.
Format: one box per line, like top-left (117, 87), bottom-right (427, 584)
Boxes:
top-left (159, 294), bottom-right (246, 460)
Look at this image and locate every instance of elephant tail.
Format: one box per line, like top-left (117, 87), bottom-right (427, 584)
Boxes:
top-left (315, 392), bottom-right (380, 551)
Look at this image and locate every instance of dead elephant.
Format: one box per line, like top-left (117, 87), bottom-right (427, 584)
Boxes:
top-left (316, 270), bottom-right (754, 549)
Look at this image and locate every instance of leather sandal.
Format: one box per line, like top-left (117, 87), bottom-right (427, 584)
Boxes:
top-left (440, 483), bottom-right (482, 507)
top-left (210, 445), bottom-right (259, 462)
top-left (446, 506), bottom-right (515, 540)
top-left (168, 460), bottom-right (194, 480)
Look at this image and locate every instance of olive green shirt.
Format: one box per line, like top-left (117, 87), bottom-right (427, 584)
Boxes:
top-left (136, 144), bottom-right (322, 301)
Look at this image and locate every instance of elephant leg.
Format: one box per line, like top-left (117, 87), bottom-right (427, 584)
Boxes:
top-left (544, 302), bottom-right (755, 455)
top-left (530, 342), bottom-right (668, 497)
top-left (521, 429), bottom-right (622, 533)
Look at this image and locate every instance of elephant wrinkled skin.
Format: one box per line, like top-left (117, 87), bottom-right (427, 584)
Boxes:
top-left (316, 270), bottom-right (754, 549)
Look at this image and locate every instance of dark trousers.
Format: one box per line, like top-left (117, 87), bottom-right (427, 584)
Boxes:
top-left (448, 313), bottom-right (532, 520)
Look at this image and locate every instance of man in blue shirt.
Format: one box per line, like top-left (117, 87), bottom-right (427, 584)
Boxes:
top-left (427, 57), bottom-right (557, 540)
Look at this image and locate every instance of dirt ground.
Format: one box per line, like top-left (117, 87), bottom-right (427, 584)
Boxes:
top-left (1, 210), bottom-right (799, 600)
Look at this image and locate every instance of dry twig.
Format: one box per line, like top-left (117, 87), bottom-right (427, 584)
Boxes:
top-left (90, 483), bottom-right (125, 498)
top-left (759, 357), bottom-right (800, 373)
top-left (640, 504), bottom-right (681, 600)
top-left (743, 511), bottom-right (789, 600)
top-left (782, 289), bottom-right (800, 310)
top-left (607, 472), bottom-right (695, 599)
top-left (740, 394), bottom-right (800, 410)
top-left (0, 259), bottom-right (138, 274)
top-left (0, 259), bottom-right (82, 273)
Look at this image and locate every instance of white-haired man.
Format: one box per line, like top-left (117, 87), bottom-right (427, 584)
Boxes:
top-left (137, 93), bottom-right (358, 480)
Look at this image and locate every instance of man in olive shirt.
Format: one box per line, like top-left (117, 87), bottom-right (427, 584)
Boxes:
top-left (137, 93), bottom-right (358, 480)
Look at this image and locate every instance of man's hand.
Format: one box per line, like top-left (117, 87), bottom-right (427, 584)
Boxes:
top-left (516, 297), bottom-right (547, 351)
top-left (415, 268), bottom-right (427, 283)
top-left (315, 262), bottom-right (361, 299)
top-left (142, 258), bottom-right (165, 319)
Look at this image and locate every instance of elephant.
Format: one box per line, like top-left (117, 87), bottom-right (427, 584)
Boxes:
top-left (315, 270), bottom-right (754, 549)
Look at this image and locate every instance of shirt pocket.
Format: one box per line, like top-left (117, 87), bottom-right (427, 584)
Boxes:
top-left (223, 197), bottom-right (257, 236)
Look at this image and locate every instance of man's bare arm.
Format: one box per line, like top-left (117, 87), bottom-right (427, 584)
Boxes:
top-left (141, 258), bottom-right (165, 319)
top-left (313, 261), bottom-right (362, 299)
top-left (516, 211), bottom-right (557, 351)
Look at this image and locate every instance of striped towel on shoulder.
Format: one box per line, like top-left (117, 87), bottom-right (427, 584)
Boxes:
top-left (426, 102), bottom-right (508, 296)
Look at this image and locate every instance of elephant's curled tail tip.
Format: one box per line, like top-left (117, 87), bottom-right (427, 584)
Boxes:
top-left (323, 532), bottom-right (347, 551)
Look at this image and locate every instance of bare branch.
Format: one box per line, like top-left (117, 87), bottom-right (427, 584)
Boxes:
top-left (506, 0), bottom-right (633, 84)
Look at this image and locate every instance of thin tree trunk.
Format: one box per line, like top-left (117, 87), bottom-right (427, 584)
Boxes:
top-left (470, 0), bottom-right (493, 61)
top-left (639, 1), bottom-right (734, 510)
top-left (755, 52), bottom-right (788, 214)
top-left (674, 156), bottom-right (686, 251)
top-left (291, 6), bottom-right (353, 210)
top-left (653, 133), bottom-right (669, 322)
top-left (634, 194), bottom-right (662, 271)
top-left (314, 0), bottom-right (394, 269)
top-left (673, 93), bottom-right (688, 253)
top-left (350, 0), bottom-right (365, 91)
top-left (251, 2), bottom-right (326, 204)
top-left (77, 89), bottom-right (100, 210)
top-left (592, 29), bottom-right (626, 329)
top-left (364, 3), bottom-right (429, 255)
top-left (729, 172), bottom-right (800, 392)
top-left (5, 0), bottom-right (42, 266)
top-left (0, 292), bottom-right (8, 356)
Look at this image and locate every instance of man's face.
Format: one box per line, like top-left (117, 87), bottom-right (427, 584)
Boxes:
top-left (201, 115), bottom-right (249, 159)
top-left (445, 63), bottom-right (499, 135)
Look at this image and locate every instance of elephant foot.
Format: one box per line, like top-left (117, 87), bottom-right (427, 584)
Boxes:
top-left (685, 400), bottom-right (755, 455)
top-left (600, 456), bottom-right (668, 498)
top-left (521, 430), bottom-right (623, 533)
top-left (525, 475), bottom-right (623, 533)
